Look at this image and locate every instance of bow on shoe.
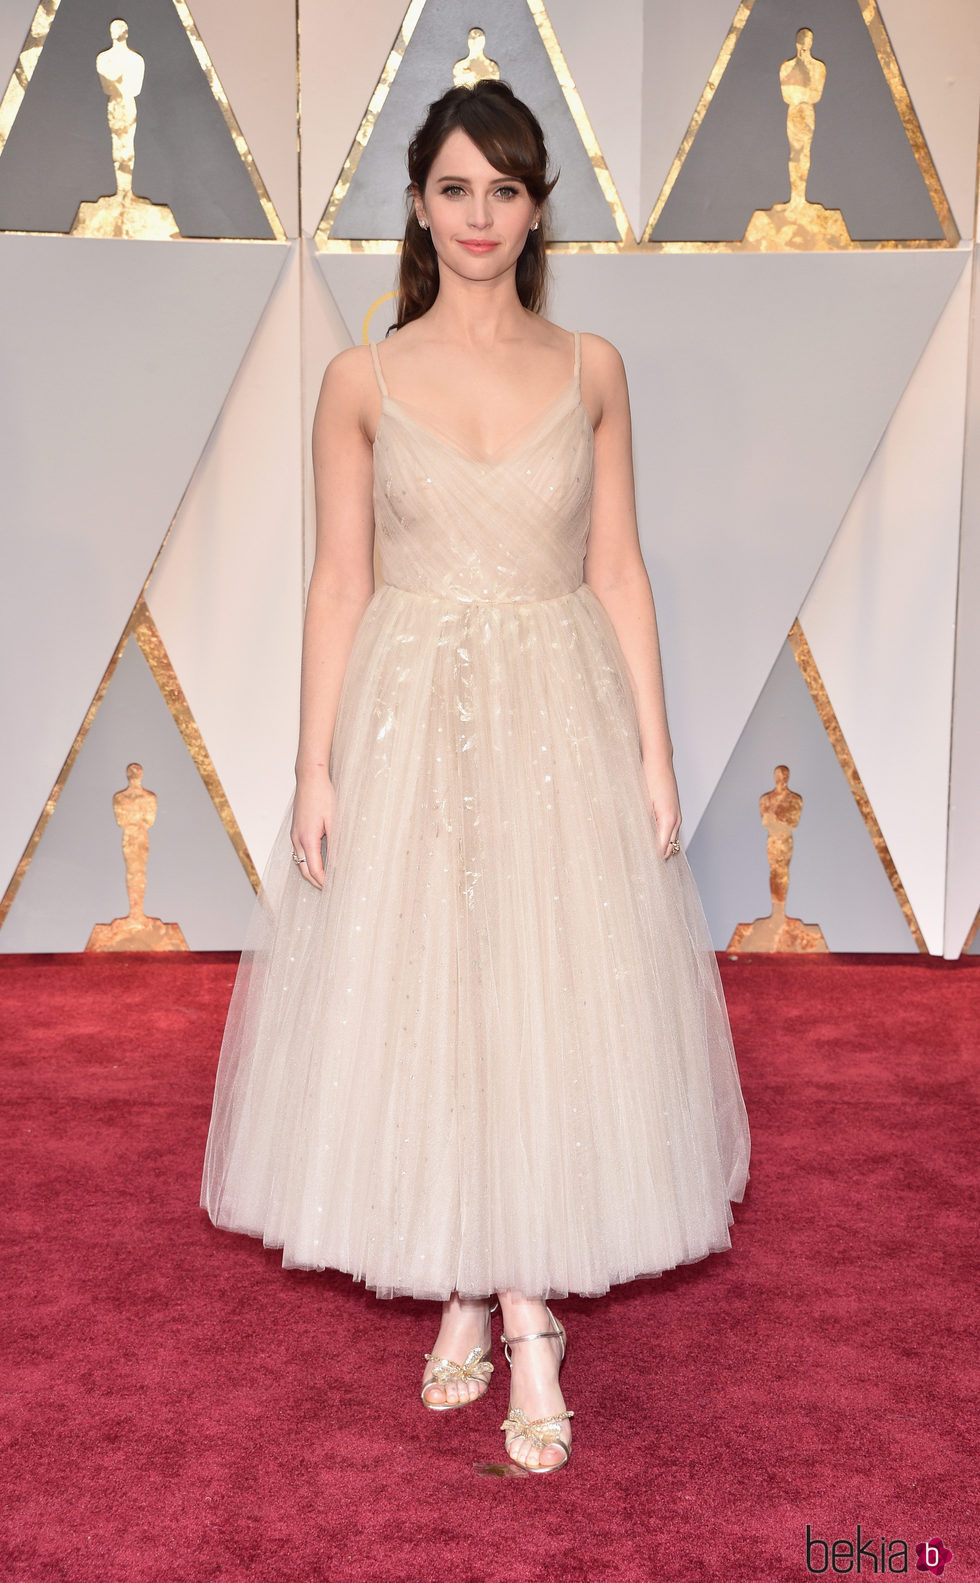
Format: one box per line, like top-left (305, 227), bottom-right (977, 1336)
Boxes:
top-left (500, 1405), bottom-right (573, 1450)
top-left (423, 1346), bottom-right (493, 1385)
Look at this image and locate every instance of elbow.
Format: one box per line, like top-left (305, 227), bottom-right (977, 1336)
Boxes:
top-left (584, 554), bottom-right (650, 600)
top-left (307, 566), bottom-right (375, 609)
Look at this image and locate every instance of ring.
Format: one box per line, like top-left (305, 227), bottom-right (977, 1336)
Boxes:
top-left (292, 852), bottom-right (306, 864)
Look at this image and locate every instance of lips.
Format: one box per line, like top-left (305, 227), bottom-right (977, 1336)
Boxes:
top-left (458, 241), bottom-right (499, 253)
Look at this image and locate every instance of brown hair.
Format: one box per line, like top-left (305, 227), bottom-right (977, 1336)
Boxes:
top-left (393, 79), bottom-right (558, 331)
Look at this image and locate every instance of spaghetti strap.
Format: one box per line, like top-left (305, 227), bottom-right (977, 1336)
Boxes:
top-left (573, 329), bottom-right (581, 388)
top-left (369, 340), bottom-right (388, 398)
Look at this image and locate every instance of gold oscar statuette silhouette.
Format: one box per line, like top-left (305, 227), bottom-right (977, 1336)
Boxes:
top-left (743, 28), bottom-right (851, 251)
top-left (452, 29), bottom-right (500, 87)
top-left (70, 19), bottom-right (179, 239)
top-left (86, 763), bottom-right (188, 951)
top-left (727, 765), bottom-right (828, 952)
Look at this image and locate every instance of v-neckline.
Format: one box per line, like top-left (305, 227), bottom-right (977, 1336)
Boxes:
top-left (376, 376), bottom-right (584, 467)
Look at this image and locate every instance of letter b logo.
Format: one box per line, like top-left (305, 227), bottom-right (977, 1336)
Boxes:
top-left (805, 1527), bottom-right (828, 1573)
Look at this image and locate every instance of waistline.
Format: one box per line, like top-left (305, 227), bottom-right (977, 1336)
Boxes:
top-left (378, 580), bottom-right (585, 608)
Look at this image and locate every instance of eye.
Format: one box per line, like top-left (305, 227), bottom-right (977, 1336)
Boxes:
top-left (495, 185), bottom-right (520, 199)
top-left (440, 184), bottom-right (465, 197)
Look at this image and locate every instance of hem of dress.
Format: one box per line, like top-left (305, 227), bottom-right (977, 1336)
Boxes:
top-left (201, 1205), bottom-right (743, 1303)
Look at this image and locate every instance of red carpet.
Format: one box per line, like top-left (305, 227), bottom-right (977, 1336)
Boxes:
top-left (1, 952), bottom-right (977, 1582)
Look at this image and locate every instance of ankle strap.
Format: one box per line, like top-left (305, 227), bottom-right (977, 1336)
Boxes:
top-left (500, 1327), bottom-right (560, 1346)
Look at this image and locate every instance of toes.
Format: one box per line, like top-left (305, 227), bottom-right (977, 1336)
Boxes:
top-left (506, 1434), bottom-right (566, 1470)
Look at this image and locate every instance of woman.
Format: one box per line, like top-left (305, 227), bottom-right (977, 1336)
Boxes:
top-left (201, 79), bottom-right (750, 1476)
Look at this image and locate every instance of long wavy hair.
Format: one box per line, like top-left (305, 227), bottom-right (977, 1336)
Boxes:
top-left (393, 79), bottom-right (559, 331)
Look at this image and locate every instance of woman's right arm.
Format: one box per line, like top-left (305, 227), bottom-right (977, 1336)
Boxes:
top-left (291, 347), bottom-right (376, 889)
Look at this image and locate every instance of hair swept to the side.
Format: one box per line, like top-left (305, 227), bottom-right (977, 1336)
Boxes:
top-left (392, 78), bottom-right (558, 332)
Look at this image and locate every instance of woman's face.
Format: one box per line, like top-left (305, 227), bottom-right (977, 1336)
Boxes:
top-left (414, 127), bottom-right (539, 284)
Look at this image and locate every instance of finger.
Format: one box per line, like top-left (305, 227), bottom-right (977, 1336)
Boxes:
top-left (305, 839), bottom-right (327, 890)
top-left (290, 845), bottom-right (320, 888)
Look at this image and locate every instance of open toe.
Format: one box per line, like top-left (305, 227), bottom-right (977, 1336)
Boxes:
top-left (421, 1344), bottom-right (493, 1412)
top-left (500, 1406), bottom-right (573, 1473)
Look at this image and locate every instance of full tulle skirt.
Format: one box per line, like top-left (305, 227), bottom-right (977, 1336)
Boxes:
top-left (201, 579), bottom-right (750, 1300)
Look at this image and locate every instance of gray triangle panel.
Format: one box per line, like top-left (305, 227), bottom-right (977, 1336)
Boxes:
top-left (653, 0), bottom-right (944, 243)
top-left (1, 638), bottom-right (256, 951)
top-left (329, 0), bottom-right (618, 243)
top-left (0, 0), bottom-right (274, 238)
top-left (687, 642), bottom-right (915, 951)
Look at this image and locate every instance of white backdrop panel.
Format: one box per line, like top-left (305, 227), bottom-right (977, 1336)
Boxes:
top-left (300, 243), bottom-right (359, 576)
top-left (0, 1), bottom-right (40, 96)
top-left (148, 242), bottom-right (305, 876)
top-left (548, 249), bottom-right (966, 834)
top-left (801, 256), bottom-right (971, 954)
top-left (945, 236), bottom-right (980, 956)
top-left (0, 235), bottom-right (286, 895)
top-left (315, 252), bottom-right (401, 349)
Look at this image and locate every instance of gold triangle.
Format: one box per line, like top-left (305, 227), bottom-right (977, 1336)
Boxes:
top-left (0, 0), bottom-right (286, 241)
top-left (313, 0), bottom-right (633, 252)
top-left (788, 621), bottom-right (926, 951)
top-left (0, 593), bottom-right (259, 933)
top-left (641, 0), bottom-right (958, 250)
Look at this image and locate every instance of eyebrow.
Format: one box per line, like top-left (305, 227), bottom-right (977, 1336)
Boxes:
top-left (433, 173), bottom-right (522, 183)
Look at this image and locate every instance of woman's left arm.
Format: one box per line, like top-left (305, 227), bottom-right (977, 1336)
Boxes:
top-left (582, 334), bottom-right (681, 858)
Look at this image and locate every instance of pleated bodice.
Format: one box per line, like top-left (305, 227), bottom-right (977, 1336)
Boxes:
top-left (370, 331), bottom-right (593, 605)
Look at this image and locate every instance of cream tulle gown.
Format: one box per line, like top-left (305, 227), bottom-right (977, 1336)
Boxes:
top-left (201, 329), bottom-right (750, 1300)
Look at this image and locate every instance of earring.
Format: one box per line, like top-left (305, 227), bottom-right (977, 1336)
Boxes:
top-left (531, 221), bottom-right (539, 231)
top-left (418, 216), bottom-right (428, 230)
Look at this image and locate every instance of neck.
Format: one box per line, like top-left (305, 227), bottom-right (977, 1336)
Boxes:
top-left (420, 273), bottom-right (531, 348)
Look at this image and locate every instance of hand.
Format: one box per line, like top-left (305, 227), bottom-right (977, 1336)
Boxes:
top-left (642, 756), bottom-right (682, 861)
top-left (290, 768), bottom-right (336, 889)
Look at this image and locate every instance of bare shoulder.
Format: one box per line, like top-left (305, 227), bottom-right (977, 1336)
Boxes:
top-left (580, 331), bottom-right (626, 384)
top-left (313, 343), bottom-right (378, 441)
top-left (578, 331), bottom-right (628, 428)
top-left (317, 342), bottom-right (376, 404)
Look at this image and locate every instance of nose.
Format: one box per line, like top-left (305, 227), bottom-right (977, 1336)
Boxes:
top-left (467, 195), bottom-right (492, 229)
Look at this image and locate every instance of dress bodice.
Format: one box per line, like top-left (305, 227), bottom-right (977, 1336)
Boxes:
top-left (370, 330), bottom-right (594, 604)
